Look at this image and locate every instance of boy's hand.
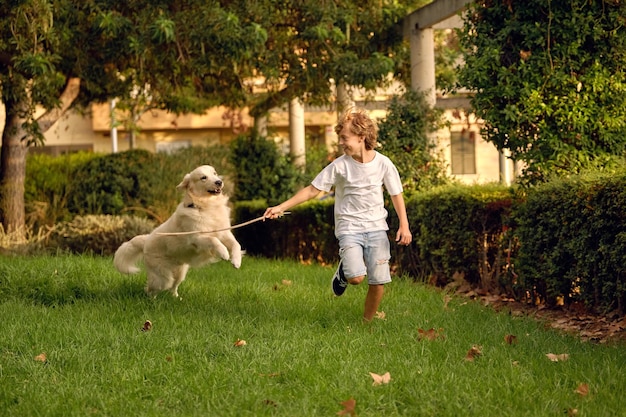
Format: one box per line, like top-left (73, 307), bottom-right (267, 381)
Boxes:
top-left (263, 206), bottom-right (283, 220)
top-left (395, 228), bottom-right (412, 246)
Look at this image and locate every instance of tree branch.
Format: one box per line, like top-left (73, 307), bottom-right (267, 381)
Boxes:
top-left (36, 77), bottom-right (81, 133)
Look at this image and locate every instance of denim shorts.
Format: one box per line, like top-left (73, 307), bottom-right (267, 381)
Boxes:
top-left (337, 230), bottom-right (392, 285)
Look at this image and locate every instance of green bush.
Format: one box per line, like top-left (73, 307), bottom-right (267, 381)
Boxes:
top-left (377, 89), bottom-right (450, 192)
top-left (513, 170), bottom-right (626, 312)
top-left (233, 198), bottom-right (337, 263)
top-left (389, 183), bottom-right (513, 287)
top-left (26, 146), bottom-right (234, 225)
top-left (69, 149), bottom-right (157, 216)
top-left (229, 134), bottom-right (305, 204)
top-left (46, 215), bottom-right (155, 256)
top-left (25, 152), bottom-right (100, 228)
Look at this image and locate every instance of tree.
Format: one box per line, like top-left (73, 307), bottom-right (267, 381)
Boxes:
top-left (0, 0), bottom-right (266, 234)
top-left (1, 0), bottom-right (426, 234)
top-left (377, 89), bottom-right (450, 192)
top-left (235, 0), bottom-right (426, 118)
top-left (458, 0), bottom-right (626, 183)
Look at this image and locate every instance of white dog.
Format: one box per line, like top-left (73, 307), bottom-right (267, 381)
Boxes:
top-left (114, 165), bottom-right (242, 297)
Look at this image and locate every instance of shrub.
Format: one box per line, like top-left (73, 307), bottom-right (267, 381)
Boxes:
top-left (513, 170), bottom-right (626, 312)
top-left (233, 198), bottom-right (337, 263)
top-left (389, 183), bottom-right (514, 287)
top-left (229, 134), bottom-right (305, 204)
top-left (25, 152), bottom-right (100, 228)
top-left (377, 89), bottom-right (451, 192)
top-left (46, 215), bottom-right (155, 256)
top-left (69, 150), bottom-right (157, 216)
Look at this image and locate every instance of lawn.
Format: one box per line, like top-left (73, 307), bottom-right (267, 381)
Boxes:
top-left (0, 255), bottom-right (624, 416)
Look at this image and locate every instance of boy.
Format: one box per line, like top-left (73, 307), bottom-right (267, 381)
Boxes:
top-left (264, 108), bottom-right (412, 322)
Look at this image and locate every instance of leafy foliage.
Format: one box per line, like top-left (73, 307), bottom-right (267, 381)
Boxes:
top-left (25, 145), bottom-right (235, 226)
top-left (239, 0), bottom-right (427, 116)
top-left (377, 89), bottom-right (450, 192)
top-left (458, 0), bottom-right (626, 183)
top-left (228, 134), bottom-right (305, 204)
top-left (68, 150), bottom-right (157, 216)
top-left (390, 183), bottom-right (513, 287)
top-left (47, 214), bottom-right (155, 256)
top-left (25, 151), bottom-right (101, 228)
top-left (512, 169), bottom-right (626, 312)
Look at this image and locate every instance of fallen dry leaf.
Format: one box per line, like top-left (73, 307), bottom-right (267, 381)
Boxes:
top-left (273, 279), bottom-right (293, 291)
top-left (575, 383), bottom-right (589, 397)
top-left (443, 295), bottom-right (452, 309)
top-left (233, 338), bottom-right (247, 347)
top-left (142, 320), bottom-right (152, 332)
top-left (504, 334), bottom-right (517, 345)
top-left (370, 371), bottom-right (391, 386)
top-left (546, 353), bottom-right (569, 362)
top-left (375, 311), bottom-right (386, 320)
top-left (34, 353), bottom-right (47, 363)
top-left (263, 399), bottom-right (278, 407)
top-left (465, 345), bottom-right (482, 361)
top-left (418, 328), bottom-right (445, 341)
top-left (567, 408), bottom-right (579, 416)
top-left (337, 397), bottom-right (357, 416)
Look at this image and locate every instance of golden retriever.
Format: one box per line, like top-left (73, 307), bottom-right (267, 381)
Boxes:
top-left (114, 165), bottom-right (242, 297)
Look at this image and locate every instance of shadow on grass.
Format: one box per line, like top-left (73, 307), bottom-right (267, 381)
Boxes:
top-left (0, 277), bottom-right (148, 307)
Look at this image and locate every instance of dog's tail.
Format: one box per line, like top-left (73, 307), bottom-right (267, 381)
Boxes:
top-left (114, 235), bottom-right (148, 274)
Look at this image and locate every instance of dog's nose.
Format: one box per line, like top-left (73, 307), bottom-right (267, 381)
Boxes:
top-left (215, 180), bottom-right (223, 187)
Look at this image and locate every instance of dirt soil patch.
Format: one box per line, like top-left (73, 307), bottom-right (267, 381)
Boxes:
top-left (455, 286), bottom-right (626, 344)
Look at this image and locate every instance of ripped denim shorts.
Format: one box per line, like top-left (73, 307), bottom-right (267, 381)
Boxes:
top-left (337, 230), bottom-right (391, 285)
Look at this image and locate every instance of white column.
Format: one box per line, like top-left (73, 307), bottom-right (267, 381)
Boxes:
top-left (289, 98), bottom-right (306, 170)
top-left (410, 26), bottom-right (436, 107)
top-left (499, 148), bottom-right (513, 185)
top-left (110, 99), bottom-right (118, 153)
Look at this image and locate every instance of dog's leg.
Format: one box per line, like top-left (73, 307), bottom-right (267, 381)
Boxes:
top-left (144, 258), bottom-right (176, 297)
top-left (170, 264), bottom-right (190, 298)
top-left (196, 236), bottom-right (230, 261)
top-left (221, 232), bottom-right (242, 269)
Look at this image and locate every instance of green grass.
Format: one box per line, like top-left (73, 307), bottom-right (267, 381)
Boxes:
top-left (0, 255), bottom-right (624, 417)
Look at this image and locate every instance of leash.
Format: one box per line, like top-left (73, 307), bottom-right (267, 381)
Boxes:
top-left (156, 212), bottom-right (291, 236)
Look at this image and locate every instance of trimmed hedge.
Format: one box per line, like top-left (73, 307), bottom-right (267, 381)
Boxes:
top-left (233, 198), bottom-right (337, 264)
top-left (513, 172), bottom-right (626, 313)
top-left (24, 149), bottom-right (626, 314)
top-left (389, 184), bottom-right (514, 289)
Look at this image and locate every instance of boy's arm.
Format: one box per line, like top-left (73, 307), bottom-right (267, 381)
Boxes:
top-left (390, 193), bottom-right (412, 246)
top-left (264, 185), bottom-right (322, 219)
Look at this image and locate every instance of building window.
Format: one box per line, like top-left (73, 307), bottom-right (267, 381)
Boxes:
top-left (156, 140), bottom-right (191, 154)
top-left (450, 130), bottom-right (476, 175)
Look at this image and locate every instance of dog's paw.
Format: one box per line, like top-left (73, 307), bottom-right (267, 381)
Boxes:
top-left (231, 257), bottom-right (242, 269)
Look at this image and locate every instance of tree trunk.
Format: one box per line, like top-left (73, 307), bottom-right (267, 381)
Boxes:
top-left (0, 78), bottom-right (80, 234)
top-left (0, 112), bottom-right (29, 235)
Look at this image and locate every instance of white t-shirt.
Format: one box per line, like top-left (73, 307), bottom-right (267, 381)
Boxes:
top-left (311, 151), bottom-right (403, 237)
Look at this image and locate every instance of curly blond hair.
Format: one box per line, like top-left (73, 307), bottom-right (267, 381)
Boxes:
top-left (334, 108), bottom-right (378, 150)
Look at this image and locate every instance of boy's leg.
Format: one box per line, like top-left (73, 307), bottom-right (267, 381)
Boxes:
top-left (333, 235), bottom-right (367, 296)
top-left (363, 284), bottom-right (384, 322)
top-left (362, 231), bottom-right (392, 321)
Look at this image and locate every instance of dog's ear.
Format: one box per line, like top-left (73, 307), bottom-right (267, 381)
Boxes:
top-left (176, 173), bottom-right (191, 191)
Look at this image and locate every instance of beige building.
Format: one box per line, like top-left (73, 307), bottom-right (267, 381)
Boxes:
top-left (0, 87), bottom-right (503, 185)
